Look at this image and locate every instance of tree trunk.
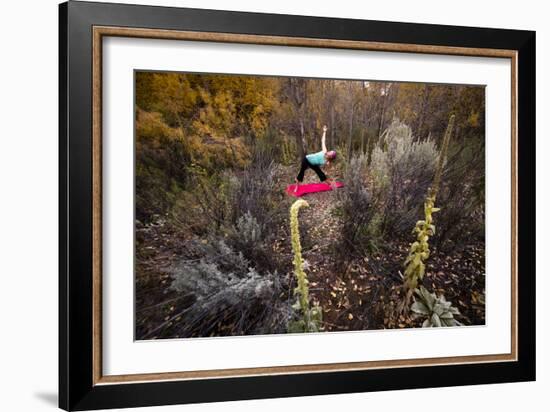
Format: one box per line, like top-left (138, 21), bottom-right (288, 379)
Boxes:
top-left (377, 84), bottom-right (389, 138)
top-left (288, 78), bottom-right (308, 161)
top-left (361, 103), bottom-right (369, 154)
top-left (300, 118), bottom-right (306, 150)
top-left (347, 100), bottom-right (354, 160)
top-left (330, 106), bottom-right (335, 148)
top-left (415, 86), bottom-right (429, 138)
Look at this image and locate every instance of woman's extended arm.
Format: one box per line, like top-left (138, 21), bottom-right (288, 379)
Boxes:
top-left (321, 125), bottom-right (328, 153)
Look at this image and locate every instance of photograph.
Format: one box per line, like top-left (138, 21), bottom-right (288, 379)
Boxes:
top-left (134, 71), bottom-right (486, 340)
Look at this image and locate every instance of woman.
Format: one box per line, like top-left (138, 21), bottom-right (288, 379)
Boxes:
top-left (294, 125), bottom-right (337, 192)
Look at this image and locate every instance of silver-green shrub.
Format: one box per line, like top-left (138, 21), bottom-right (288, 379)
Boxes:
top-left (230, 159), bottom-right (282, 230)
top-left (225, 211), bottom-right (278, 272)
top-left (170, 239), bottom-right (289, 336)
top-left (370, 119), bottom-right (439, 234)
top-left (337, 154), bottom-right (380, 257)
top-left (235, 211), bottom-right (263, 245)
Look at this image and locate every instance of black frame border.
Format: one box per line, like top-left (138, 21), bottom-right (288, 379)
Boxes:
top-left (59, 1), bottom-right (535, 410)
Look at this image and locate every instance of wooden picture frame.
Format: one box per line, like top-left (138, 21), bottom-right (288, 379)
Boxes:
top-left (59, 1), bottom-right (535, 410)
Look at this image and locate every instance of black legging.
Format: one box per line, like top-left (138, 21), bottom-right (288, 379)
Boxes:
top-left (296, 157), bottom-right (327, 182)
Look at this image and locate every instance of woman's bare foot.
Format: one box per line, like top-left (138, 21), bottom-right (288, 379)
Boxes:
top-left (294, 178), bottom-right (300, 193)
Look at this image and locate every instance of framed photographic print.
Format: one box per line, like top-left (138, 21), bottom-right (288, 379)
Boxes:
top-left (59, 1), bottom-right (536, 410)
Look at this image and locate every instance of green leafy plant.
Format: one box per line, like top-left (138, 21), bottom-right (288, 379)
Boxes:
top-left (411, 286), bottom-right (462, 327)
top-left (288, 199), bottom-right (323, 333)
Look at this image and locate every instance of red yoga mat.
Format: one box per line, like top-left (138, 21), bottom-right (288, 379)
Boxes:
top-left (286, 181), bottom-right (344, 197)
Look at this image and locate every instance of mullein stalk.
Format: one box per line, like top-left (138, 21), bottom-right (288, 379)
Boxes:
top-left (401, 115), bottom-right (455, 313)
top-left (290, 199), bottom-right (310, 317)
top-left (288, 199), bottom-right (322, 332)
top-left (430, 115), bottom-right (455, 200)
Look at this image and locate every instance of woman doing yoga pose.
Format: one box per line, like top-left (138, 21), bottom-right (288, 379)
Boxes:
top-left (294, 125), bottom-right (337, 193)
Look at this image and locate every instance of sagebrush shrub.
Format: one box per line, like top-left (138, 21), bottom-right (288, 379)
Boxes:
top-left (170, 155), bottom-right (283, 272)
top-left (337, 154), bottom-right (380, 257)
top-left (226, 212), bottom-right (278, 271)
top-left (235, 211), bottom-right (263, 244)
top-left (434, 138), bottom-right (485, 251)
top-left (230, 159), bottom-right (283, 230)
top-left (370, 119), bottom-right (439, 235)
top-left (170, 239), bottom-right (289, 337)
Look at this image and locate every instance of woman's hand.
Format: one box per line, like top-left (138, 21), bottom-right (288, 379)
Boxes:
top-left (323, 125), bottom-right (328, 132)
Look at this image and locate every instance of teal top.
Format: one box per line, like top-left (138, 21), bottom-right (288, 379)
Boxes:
top-left (306, 151), bottom-right (326, 166)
